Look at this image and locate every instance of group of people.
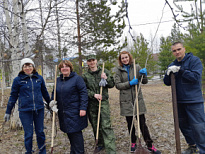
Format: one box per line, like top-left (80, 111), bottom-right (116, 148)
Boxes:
top-left (4, 41), bottom-right (205, 154)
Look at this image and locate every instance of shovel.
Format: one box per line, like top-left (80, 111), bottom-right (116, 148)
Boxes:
top-left (133, 60), bottom-right (150, 154)
top-left (170, 73), bottom-right (181, 154)
top-left (51, 65), bottom-right (58, 154)
top-left (93, 63), bottom-right (105, 154)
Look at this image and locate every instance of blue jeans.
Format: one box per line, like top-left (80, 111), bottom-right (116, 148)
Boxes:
top-left (67, 131), bottom-right (84, 154)
top-left (178, 103), bottom-right (205, 154)
top-left (19, 109), bottom-right (46, 154)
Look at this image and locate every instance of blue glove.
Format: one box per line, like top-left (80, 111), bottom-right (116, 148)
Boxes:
top-left (139, 68), bottom-right (147, 76)
top-left (129, 77), bottom-right (138, 86)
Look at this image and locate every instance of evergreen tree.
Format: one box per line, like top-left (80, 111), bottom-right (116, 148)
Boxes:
top-left (170, 23), bottom-right (184, 43)
top-left (158, 36), bottom-right (175, 73)
top-left (184, 24), bottom-right (205, 65)
top-left (130, 33), bottom-right (156, 74)
top-left (79, 0), bottom-right (126, 57)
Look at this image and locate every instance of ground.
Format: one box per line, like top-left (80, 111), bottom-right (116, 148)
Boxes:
top-left (0, 80), bottom-right (189, 154)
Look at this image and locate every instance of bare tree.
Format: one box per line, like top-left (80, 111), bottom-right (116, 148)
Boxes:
top-left (4, 0), bottom-right (22, 129)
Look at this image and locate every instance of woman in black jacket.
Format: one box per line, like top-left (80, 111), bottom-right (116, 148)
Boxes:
top-left (50, 60), bottom-right (88, 154)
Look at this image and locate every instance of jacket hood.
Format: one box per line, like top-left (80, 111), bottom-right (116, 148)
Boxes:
top-left (174, 52), bottom-right (193, 64)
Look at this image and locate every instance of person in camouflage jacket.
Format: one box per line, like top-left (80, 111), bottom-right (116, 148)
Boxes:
top-left (82, 55), bottom-right (116, 154)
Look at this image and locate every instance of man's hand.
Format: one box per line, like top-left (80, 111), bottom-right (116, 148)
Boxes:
top-left (4, 114), bottom-right (10, 122)
top-left (101, 73), bottom-right (107, 79)
top-left (167, 65), bottom-right (181, 75)
top-left (94, 94), bottom-right (102, 101)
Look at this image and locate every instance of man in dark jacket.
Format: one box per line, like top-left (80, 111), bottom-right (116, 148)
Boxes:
top-left (82, 55), bottom-right (116, 154)
top-left (163, 41), bottom-right (205, 154)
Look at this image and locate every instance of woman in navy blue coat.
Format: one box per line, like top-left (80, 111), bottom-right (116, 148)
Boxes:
top-left (4, 58), bottom-right (50, 154)
top-left (51, 60), bottom-right (88, 154)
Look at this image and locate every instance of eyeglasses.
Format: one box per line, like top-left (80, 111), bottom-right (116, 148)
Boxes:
top-left (23, 65), bottom-right (33, 68)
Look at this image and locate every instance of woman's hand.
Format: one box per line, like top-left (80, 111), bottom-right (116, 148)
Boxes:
top-left (80, 110), bottom-right (86, 117)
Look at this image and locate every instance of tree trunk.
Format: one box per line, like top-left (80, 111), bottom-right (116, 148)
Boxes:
top-left (55, 0), bottom-right (62, 59)
top-left (4, 0), bottom-right (22, 129)
top-left (0, 41), bottom-right (5, 107)
top-left (18, 0), bottom-right (31, 55)
top-left (76, 0), bottom-right (82, 76)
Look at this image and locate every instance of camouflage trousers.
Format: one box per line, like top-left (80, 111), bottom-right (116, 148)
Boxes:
top-left (88, 100), bottom-right (116, 154)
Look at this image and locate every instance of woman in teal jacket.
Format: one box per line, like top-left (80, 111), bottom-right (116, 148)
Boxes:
top-left (114, 51), bottom-right (161, 154)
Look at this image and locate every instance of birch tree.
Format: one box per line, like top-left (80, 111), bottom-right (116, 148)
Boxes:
top-left (4, 0), bottom-right (22, 129)
top-left (0, 41), bottom-right (6, 107)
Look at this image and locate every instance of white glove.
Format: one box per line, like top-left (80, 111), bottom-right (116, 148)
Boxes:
top-left (49, 100), bottom-right (57, 108)
top-left (52, 105), bottom-right (58, 113)
top-left (167, 65), bottom-right (181, 75)
top-left (49, 100), bottom-right (58, 113)
top-left (99, 78), bottom-right (108, 87)
top-left (4, 114), bottom-right (10, 122)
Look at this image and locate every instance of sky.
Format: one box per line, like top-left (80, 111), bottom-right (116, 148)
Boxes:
top-left (119, 0), bottom-right (202, 52)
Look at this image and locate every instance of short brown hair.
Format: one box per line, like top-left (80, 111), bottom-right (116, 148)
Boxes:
top-left (118, 51), bottom-right (133, 67)
top-left (172, 41), bottom-right (184, 47)
top-left (58, 60), bottom-right (73, 72)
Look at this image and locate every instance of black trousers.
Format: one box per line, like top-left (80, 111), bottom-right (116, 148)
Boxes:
top-left (67, 131), bottom-right (84, 154)
top-left (126, 114), bottom-right (153, 147)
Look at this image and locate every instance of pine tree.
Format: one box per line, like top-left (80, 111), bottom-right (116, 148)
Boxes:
top-left (78, 0), bottom-right (126, 55)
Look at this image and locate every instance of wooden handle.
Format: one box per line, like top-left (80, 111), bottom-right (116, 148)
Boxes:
top-left (171, 73), bottom-right (181, 154)
top-left (133, 59), bottom-right (140, 138)
top-left (96, 62), bottom-right (104, 140)
top-left (51, 65), bottom-right (58, 149)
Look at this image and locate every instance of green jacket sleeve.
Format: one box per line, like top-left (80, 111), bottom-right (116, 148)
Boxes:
top-left (82, 73), bottom-right (95, 99)
top-left (104, 69), bottom-right (115, 88)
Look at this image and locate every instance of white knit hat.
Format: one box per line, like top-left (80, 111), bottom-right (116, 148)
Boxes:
top-left (20, 58), bottom-right (35, 68)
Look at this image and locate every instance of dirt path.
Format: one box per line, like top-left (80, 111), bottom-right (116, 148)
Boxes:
top-left (0, 80), bottom-right (188, 154)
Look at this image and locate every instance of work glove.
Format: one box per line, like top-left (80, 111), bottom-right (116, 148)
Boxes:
top-left (4, 114), bottom-right (10, 122)
top-left (49, 100), bottom-right (57, 108)
top-left (44, 101), bottom-right (51, 111)
top-left (167, 65), bottom-right (181, 75)
top-left (139, 68), bottom-right (147, 76)
top-left (49, 100), bottom-right (58, 113)
top-left (129, 77), bottom-right (138, 86)
top-left (99, 78), bottom-right (108, 87)
top-left (51, 105), bottom-right (58, 113)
